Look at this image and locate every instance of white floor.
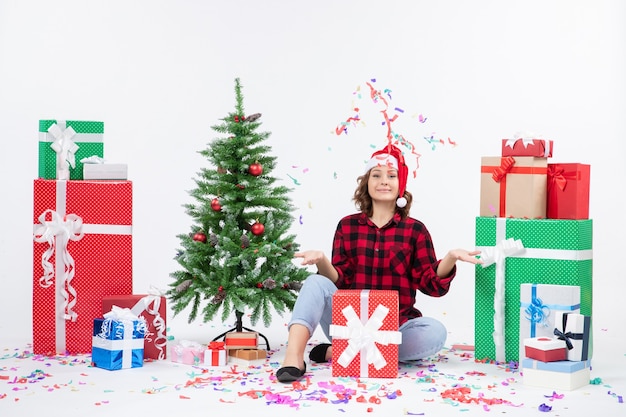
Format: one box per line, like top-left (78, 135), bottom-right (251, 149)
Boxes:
top-left (1, 318), bottom-right (624, 417)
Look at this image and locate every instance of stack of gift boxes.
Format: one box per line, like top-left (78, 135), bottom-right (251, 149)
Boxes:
top-left (33, 119), bottom-right (272, 370)
top-left (169, 332), bottom-right (267, 367)
top-left (32, 119), bottom-right (169, 370)
top-left (474, 136), bottom-right (592, 390)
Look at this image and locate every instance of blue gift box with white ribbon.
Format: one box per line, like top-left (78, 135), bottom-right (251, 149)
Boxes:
top-left (92, 307), bottom-right (146, 371)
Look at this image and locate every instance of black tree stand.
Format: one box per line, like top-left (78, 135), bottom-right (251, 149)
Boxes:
top-left (212, 310), bottom-right (270, 350)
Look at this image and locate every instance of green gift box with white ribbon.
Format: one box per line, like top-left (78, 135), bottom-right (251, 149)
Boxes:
top-left (38, 120), bottom-right (104, 180)
top-left (474, 217), bottom-right (592, 363)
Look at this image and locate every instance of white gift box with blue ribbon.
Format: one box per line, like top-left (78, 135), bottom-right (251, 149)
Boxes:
top-left (92, 306), bottom-right (146, 371)
top-left (519, 283), bottom-right (580, 365)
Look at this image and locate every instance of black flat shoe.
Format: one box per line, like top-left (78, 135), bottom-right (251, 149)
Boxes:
top-left (308, 343), bottom-right (332, 363)
top-left (276, 362), bottom-right (307, 383)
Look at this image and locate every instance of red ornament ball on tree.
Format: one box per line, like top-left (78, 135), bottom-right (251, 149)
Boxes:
top-left (193, 232), bottom-right (207, 243)
top-left (251, 221), bottom-right (265, 236)
top-left (211, 198), bottom-right (222, 211)
top-left (248, 162), bottom-right (263, 176)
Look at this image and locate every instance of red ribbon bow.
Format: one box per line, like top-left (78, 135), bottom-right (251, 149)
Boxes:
top-left (208, 341), bottom-right (225, 350)
top-left (491, 156), bottom-right (515, 182)
top-left (548, 166), bottom-right (568, 191)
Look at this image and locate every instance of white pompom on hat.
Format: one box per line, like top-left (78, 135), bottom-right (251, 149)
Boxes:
top-left (364, 144), bottom-right (408, 207)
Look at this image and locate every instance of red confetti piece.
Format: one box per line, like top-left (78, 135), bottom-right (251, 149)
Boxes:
top-left (440, 386), bottom-right (519, 407)
top-left (451, 344), bottom-right (475, 351)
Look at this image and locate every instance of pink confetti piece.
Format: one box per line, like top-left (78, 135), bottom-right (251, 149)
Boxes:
top-left (544, 390), bottom-right (564, 400)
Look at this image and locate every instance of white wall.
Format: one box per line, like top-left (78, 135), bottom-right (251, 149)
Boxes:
top-left (1, 1), bottom-right (624, 344)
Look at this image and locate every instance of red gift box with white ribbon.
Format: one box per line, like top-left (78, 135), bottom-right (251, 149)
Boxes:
top-left (501, 138), bottom-right (554, 158)
top-left (32, 179), bottom-right (133, 354)
top-left (330, 289), bottom-right (402, 378)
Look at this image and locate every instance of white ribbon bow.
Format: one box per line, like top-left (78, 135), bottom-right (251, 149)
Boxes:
top-left (80, 155), bottom-right (106, 164)
top-left (48, 121), bottom-right (79, 180)
top-left (104, 305), bottom-right (138, 321)
top-left (330, 304), bottom-right (402, 371)
top-left (33, 209), bottom-right (85, 321)
top-left (129, 287), bottom-right (168, 359)
top-left (480, 238), bottom-right (525, 362)
top-left (504, 131), bottom-right (547, 154)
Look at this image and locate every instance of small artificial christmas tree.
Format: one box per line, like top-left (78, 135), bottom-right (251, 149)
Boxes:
top-left (168, 78), bottom-right (309, 343)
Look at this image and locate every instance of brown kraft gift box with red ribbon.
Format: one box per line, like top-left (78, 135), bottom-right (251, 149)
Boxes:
top-left (547, 163), bottom-right (591, 220)
top-left (32, 179), bottom-right (133, 354)
top-left (102, 294), bottom-right (167, 360)
top-left (480, 156), bottom-right (548, 219)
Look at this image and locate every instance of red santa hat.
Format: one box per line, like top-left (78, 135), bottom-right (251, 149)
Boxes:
top-left (364, 144), bottom-right (409, 207)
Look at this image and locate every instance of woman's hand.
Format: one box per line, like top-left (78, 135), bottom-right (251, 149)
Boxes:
top-left (436, 248), bottom-right (482, 277)
top-left (294, 250), bottom-right (326, 266)
top-left (448, 249), bottom-right (483, 265)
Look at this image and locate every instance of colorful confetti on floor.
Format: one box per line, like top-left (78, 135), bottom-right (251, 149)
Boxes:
top-left (1, 334), bottom-right (624, 416)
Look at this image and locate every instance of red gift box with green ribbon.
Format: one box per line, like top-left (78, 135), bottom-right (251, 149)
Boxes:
top-left (32, 179), bottom-right (133, 354)
top-left (547, 163), bottom-right (591, 220)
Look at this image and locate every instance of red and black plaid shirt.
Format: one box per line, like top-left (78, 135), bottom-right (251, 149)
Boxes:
top-left (332, 212), bottom-right (456, 325)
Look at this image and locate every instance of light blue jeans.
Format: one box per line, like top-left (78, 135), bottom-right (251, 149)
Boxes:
top-left (288, 274), bottom-right (448, 362)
